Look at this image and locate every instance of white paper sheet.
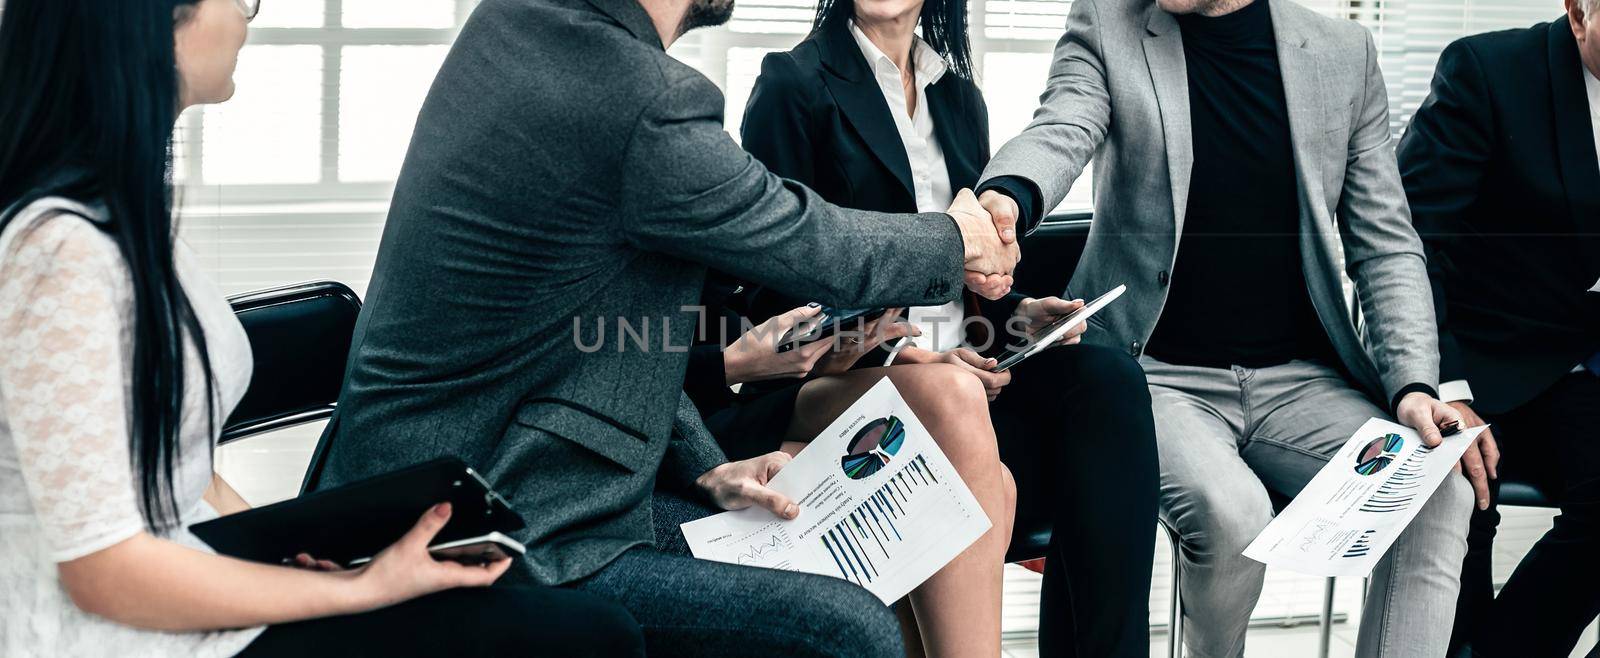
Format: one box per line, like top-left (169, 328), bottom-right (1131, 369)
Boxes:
top-left (680, 378), bottom-right (992, 603)
top-left (1243, 418), bottom-right (1486, 577)
top-left (1589, 277), bottom-right (1599, 293)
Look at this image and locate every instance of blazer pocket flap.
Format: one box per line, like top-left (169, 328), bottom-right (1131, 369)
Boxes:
top-left (513, 400), bottom-right (652, 472)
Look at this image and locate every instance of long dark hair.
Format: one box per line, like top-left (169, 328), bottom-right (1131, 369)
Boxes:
top-left (0, 0), bottom-right (212, 530)
top-left (811, 0), bottom-right (975, 80)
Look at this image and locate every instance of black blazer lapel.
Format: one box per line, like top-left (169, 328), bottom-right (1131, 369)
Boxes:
top-left (926, 79), bottom-right (984, 190)
top-left (816, 24), bottom-right (916, 198)
top-left (1547, 20), bottom-right (1600, 246)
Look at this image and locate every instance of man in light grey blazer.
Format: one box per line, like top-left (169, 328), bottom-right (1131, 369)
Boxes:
top-left (975, 0), bottom-right (1478, 655)
top-left (304, 0), bottom-right (1017, 655)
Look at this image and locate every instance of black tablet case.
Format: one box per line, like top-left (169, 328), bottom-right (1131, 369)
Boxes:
top-left (191, 457), bottom-right (525, 566)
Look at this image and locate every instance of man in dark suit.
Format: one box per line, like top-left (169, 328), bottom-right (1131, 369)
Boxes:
top-left (1398, 2), bottom-right (1600, 655)
top-left (302, 0), bottom-right (1019, 655)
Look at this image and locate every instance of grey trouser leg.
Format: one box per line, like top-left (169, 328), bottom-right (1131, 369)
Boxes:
top-left (1144, 358), bottom-right (1473, 658)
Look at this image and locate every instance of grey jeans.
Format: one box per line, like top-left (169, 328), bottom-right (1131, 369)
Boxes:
top-left (1143, 357), bottom-right (1473, 658)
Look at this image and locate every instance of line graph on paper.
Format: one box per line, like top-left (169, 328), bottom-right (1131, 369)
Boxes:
top-left (730, 524), bottom-right (796, 570)
top-left (1359, 446), bottom-right (1431, 513)
top-left (820, 454), bottom-right (948, 586)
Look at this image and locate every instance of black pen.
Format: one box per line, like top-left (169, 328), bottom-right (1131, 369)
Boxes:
top-left (1439, 419), bottom-right (1462, 437)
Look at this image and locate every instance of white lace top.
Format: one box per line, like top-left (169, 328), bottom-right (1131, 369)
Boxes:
top-left (0, 198), bottom-right (264, 657)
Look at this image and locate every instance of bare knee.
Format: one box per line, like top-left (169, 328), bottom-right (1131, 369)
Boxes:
top-left (1000, 464), bottom-right (1018, 517)
top-left (999, 464), bottom-right (1018, 538)
top-left (890, 363), bottom-right (987, 416)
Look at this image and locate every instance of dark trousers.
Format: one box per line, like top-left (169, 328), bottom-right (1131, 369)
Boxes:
top-left (1448, 372), bottom-right (1600, 657)
top-left (991, 345), bottom-right (1160, 658)
top-left (566, 491), bottom-right (905, 658)
top-left (236, 585), bottom-right (644, 657)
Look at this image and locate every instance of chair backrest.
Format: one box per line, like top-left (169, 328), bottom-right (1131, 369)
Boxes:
top-left (221, 281), bottom-right (362, 444)
top-left (1012, 213), bottom-right (1092, 298)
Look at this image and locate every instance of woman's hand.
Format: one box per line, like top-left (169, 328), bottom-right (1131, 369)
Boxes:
top-left (939, 347), bottom-right (1012, 401)
top-left (812, 308), bottom-right (917, 376)
top-left (1014, 296), bottom-right (1087, 347)
top-left (353, 503), bottom-right (511, 609)
top-left (723, 306), bottom-right (835, 385)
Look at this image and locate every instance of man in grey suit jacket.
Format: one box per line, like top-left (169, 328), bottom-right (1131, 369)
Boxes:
top-left (303, 0), bottom-right (1017, 655)
top-left (975, 0), bottom-right (1477, 654)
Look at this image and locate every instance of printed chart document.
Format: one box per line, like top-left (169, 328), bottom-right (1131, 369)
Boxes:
top-left (1244, 418), bottom-right (1487, 577)
top-left (681, 378), bottom-right (991, 603)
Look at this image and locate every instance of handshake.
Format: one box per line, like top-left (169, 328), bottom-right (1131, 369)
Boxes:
top-left (948, 188), bottom-right (1024, 300)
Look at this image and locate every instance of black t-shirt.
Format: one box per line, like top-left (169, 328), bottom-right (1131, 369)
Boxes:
top-left (1145, 0), bottom-right (1335, 368)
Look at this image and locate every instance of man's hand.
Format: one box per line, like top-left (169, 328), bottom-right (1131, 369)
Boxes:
top-left (1396, 392), bottom-right (1465, 449)
top-left (1397, 391), bottom-right (1485, 504)
top-left (695, 452), bottom-right (800, 520)
top-left (948, 189), bottom-right (1019, 300)
top-left (1015, 296), bottom-right (1087, 347)
top-left (978, 189), bottom-right (1020, 245)
top-left (1449, 401), bottom-right (1500, 510)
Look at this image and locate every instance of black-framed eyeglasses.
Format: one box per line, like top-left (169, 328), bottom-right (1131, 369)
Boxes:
top-left (235, 0), bottom-right (261, 22)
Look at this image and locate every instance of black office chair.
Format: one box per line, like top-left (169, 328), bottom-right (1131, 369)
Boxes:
top-left (1497, 476), bottom-right (1559, 509)
top-left (1002, 212), bottom-right (1092, 566)
top-left (220, 280), bottom-right (362, 444)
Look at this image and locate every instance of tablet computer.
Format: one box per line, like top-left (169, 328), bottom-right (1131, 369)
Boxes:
top-left (992, 284), bottom-right (1127, 373)
top-left (191, 457), bottom-right (525, 567)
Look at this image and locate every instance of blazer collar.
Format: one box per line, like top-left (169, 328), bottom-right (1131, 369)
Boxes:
top-left (1546, 18), bottom-right (1600, 240)
top-left (926, 80), bottom-right (983, 189)
top-left (1269, 0), bottom-right (1330, 227)
top-left (816, 20), bottom-right (873, 82)
top-left (1142, 6), bottom-right (1192, 233)
top-left (581, 0), bottom-right (664, 50)
top-left (815, 21), bottom-right (917, 198)
top-left (1141, 0), bottom-right (1327, 238)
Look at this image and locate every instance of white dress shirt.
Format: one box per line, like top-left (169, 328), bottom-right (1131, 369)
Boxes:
top-left (1443, 55), bottom-right (1600, 403)
top-left (846, 22), bottom-right (966, 358)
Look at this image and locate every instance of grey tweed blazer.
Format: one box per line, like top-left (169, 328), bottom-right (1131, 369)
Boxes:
top-left (981, 0), bottom-right (1438, 402)
top-left (309, 0), bottom-right (967, 586)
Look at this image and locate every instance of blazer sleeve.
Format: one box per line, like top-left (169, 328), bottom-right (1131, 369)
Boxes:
top-left (618, 74), bottom-right (965, 308)
top-left (977, 0), bottom-right (1111, 227)
top-left (1396, 39), bottom-right (1496, 387)
top-left (1337, 30), bottom-right (1439, 401)
top-left (741, 53), bottom-right (818, 187)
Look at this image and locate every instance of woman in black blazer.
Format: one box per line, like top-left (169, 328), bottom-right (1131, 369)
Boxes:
top-left (737, 3), bottom-right (1162, 656)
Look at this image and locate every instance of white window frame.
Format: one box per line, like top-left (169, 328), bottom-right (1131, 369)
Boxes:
top-left (177, 0), bottom-right (478, 207)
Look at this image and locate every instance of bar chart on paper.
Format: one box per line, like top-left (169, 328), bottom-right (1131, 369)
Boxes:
top-left (821, 455), bottom-right (952, 586)
top-left (1245, 418), bottom-right (1485, 577)
top-left (680, 379), bottom-right (991, 603)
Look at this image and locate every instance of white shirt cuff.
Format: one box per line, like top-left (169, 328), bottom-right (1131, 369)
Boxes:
top-left (1438, 380), bottom-right (1474, 404)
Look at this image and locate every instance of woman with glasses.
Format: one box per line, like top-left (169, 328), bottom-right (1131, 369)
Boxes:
top-left (0, 1), bottom-right (642, 656)
top-left (735, 0), bottom-right (1162, 654)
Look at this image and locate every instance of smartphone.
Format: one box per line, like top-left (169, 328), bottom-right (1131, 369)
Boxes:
top-left (346, 532), bottom-right (527, 567)
top-left (428, 533), bottom-right (526, 565)
top-left (776, 307), bottom-right (889, 352)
